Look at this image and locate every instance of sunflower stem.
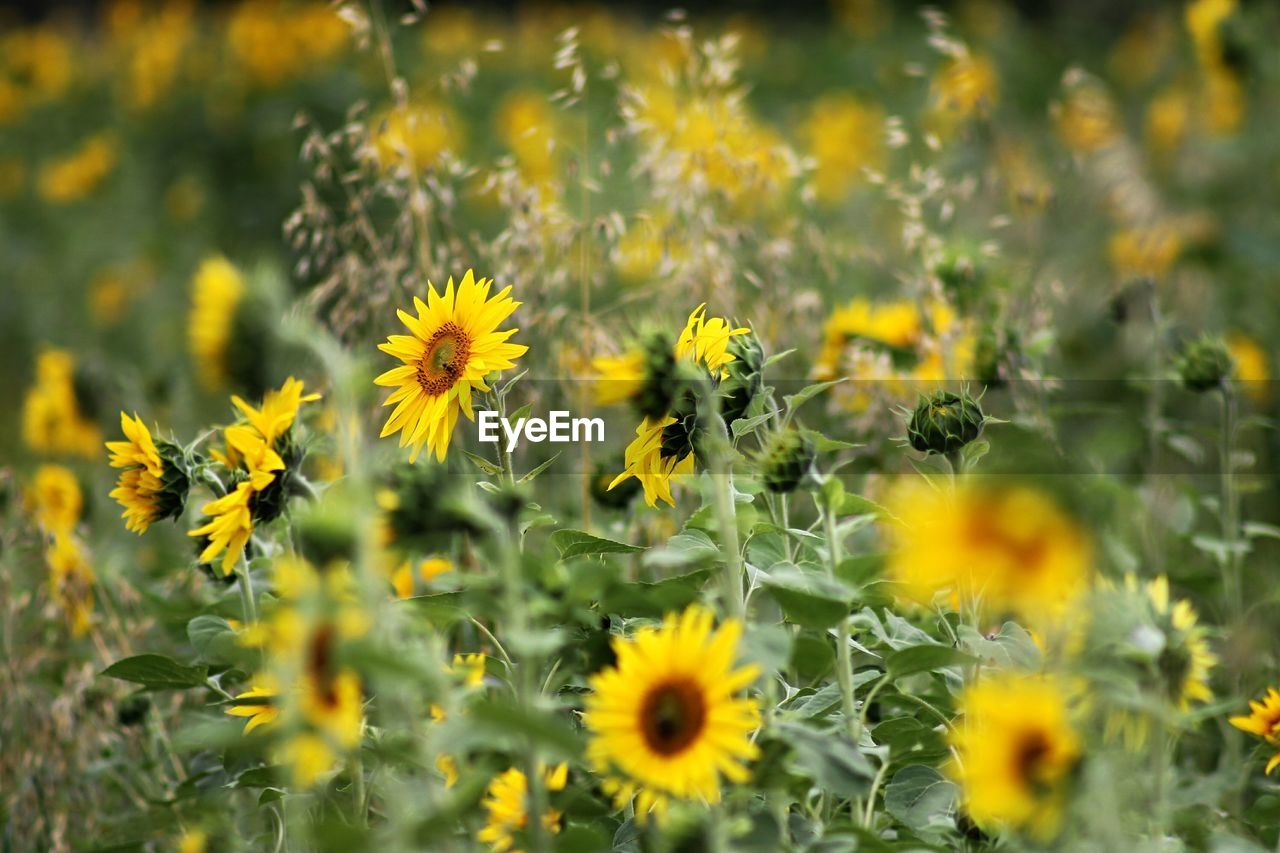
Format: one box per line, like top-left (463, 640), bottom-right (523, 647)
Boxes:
top-left (235, 553), bottom-right (257, 626)
top-left (821, 500), bottom-right (859, 743)
top-left (1219, 385), bottom-right (1242, 621)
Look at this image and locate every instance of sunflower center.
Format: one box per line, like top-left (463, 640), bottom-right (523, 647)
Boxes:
top-left (639, 678), bottom-right (707, 756)
top-left (416, 322), bottom-right (473, 397)
top-left (1013, 728), bottom-right (1055, 789)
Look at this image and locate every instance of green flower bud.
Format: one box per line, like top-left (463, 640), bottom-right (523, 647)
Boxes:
top-left (719, 330), bottom-right (765, 428)
top-left (760, 431), bottom-right (816, 494)
top-left (907, 390), bottom-right (985, 455)
top-left (1177, 337), bottom-right (1233, 393)
top-left (154, 440), bottom-right (192, 524)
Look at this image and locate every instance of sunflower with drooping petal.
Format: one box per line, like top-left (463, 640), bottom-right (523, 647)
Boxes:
top-left (225, 681), bottom-right (280, 735)
top-left (1232, 687), bottom-right (1280, 775)
top-left (609, 416), bottom-right (695, 508)
top-left (106, 412), bottom-right (188, 534)
top-left (477, 763), bottom-right (568, 852)
top-left (584, 606), bottom-right (761, 822)
top-left (949, 674), bottom-right (1081, 842)
top-left (375, 270), bottom-right (528, 463)
top-left (231, 376), bottom-right (321, 448)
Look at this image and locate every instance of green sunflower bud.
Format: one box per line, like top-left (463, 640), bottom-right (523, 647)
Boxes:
top-left (590, 459), bottom-right (640, 509)
top-left (1177, 336), bottom-right (1233, 393)
top-left (760, 430), bottom-right (816, 494)
top-left (907, 389), bottom-right (985, 455)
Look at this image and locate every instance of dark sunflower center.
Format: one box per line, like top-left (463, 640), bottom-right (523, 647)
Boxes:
top-left (1013, 729), bottom-right (1054, 789)
top-left (639, 678), bottom-right (707, 756)
top-left (416, 322), bottom-right (472, 397)
top-left (306, 623), bottom-right (338, 707)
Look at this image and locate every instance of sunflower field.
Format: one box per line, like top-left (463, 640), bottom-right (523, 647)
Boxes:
top-left (5, 0), bottom-right (1280, 849)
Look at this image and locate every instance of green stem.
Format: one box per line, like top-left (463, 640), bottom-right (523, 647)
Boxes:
top-left (822, 502), bottom-right (859, 742)
top-left (236, 554), bottom-right (257, 626)
top-left (1220, 386), bottom-right (1242, 620)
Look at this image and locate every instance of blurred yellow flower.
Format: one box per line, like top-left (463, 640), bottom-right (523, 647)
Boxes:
top-left (1108, 225), bottom-right (1182, 281)
top-left (1054, 81), bottom-right (1119, 154)
top-left (801, 94), bottom-right (885, 204)
top-left (302, 668), bottom-right (364, 750)
top-left (226, 0), bottom-right (347, 88)
top-left (281, 732), bottom-right (337, 789)
top-left (949, 674), bottom-right (1080, 841)
top-left (1227, 332), bottom-right (1270, 404)
top-left (932, 53), bottom-right (999, 122)
top-left (225, 681), bottom-right (280, 734)
top-left (883, 479), bottom-right (1092, 624)
top-left (37, 133), bottom-right (119, 204)
top-left (46, 534), bottom-right (95, 637)
top-left (369, 102), bottom-right (463, 175)
top-left (497, 90), bottom-right (560, 187)
top-left (22, 349), bottom-right (102, 458)
top-left (813, 298), bottom-right (922, 381)
top-left (477, 764), bottom-right (568, 851)
top-left (188, 256), bottom-right (245, 390)
top-left (25, 464), bottom-right (82, 536)
top-left (1146, 85), bottom-right (1192, 161)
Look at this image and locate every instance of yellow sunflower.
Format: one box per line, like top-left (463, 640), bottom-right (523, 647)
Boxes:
top-left (225, 681), bottom-right (280, 735)
top-left (188, 255), bottom-right (245, 390)
top-left (105, 412), bottom-right (167, 534)
top-left (609, 416), bottom-right (695, 508)
top-left (46, 533), bottom-right (95, 637)
top-left (22, 349), bottom-right (101, 457)
top-left (949, 674), bottom-right (1081, 841)
top-left (476, 764), bottom-right (568, 852)
top-left (584, 606), bottom-right (761, 822)
top-left (375, 270), bottom-right (528, 463)
top-left (674, 304), bottom-right (750, 377)
top-left (882, 478), bottom-right (1092, 625)
top-left (188, 482), bottom-right (255, 576)
top-left (1231, 687), bottom-right (1280, 774)
top-left (231, 376), bottom-right (321, 447)
top-left (25, 464), bottom-right (82, 536)
top-left (1136, 574), bottom-right (1216, 711)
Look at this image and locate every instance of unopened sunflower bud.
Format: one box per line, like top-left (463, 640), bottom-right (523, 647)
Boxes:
top-left (760, 431), bottom-right (816, 494)
top-left (1177, 337), bottom-right (1233, 393)
top-left (907, 390), bottom-right (985, 455)
top-left (719, 330), bottom-right (765, 427)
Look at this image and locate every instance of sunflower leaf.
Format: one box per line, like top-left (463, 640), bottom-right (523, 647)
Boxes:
top-left (883, 765), bottom-right (957, 833)
top-left (550, 529), bottom-right (644, 559)
top-left (102, 654), bottom-right (209, 691)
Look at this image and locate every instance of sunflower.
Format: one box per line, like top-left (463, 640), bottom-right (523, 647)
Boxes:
top-left (225, 681), bottom-right (280, 735)
top-left (476, 764), bottom-right (568, 852)
top-left (46, 533), bottom-right (95, 637)
top-left (231, 376), bottom-right (321, 448)
top-left (301, 668), bottom-right (364, 750)
top-left (949, 674), bottom-right (1081, 841)
top-left (1227, 332), bottom-right (1271, 404)
top-left (674, 304), bottom-right (750, 376)
top-left (25, 464), bottom-right (82, 536)
top-left (188, 255), bottom-right (245, 390)
top-left (374, 270), bottom-right (528, 463)
top-left (1231, 687), bottom-right (1280, 774)
top-left (882, 478), bottom-right (1092, 625)
top-left (584, 606), bottom-right (761, 822)
top-left (21, 349), bottom-right (101, 457)
top-left (1138, 575), bottom-right (1216, 710)
top-left (188, 482), bottom-right (255, 576)
top-left (609, 416), bottom-right (695, 508)
top-left (106, 412), bottom-right (188, 534)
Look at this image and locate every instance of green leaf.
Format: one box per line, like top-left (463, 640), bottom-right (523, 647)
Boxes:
top-left (470, 698), bottom-right (581, 759)
top-left (761, 565), bottom-right (854, 629)
top-left (518, 451), bottom-right (562, 483)
top-left (187, 615), bottom-right (240, 665)
top-left (508, 402), bottom-right (534, 424)
top-left (960, 439), bottom-right (990, 470)
top-left (601, 569), bottom-right (712, 618)
top-left (776, 721), bottom-right (874, 797)
top-left (883, 765), bottom-right (956, 832)
top-left (803, 428), bottom-right (863, 453)
top-left (885, 645), bottom-right (976, 680)
top-left (784, 379), bottom-right (845, 415)
top-left (102, 654), bottom-right (209, 691)
top-left (459, 448), bottom-right (501, 475)
top-left (403, 591), bottom-right (468, 627)
top-left (958, 622), bottom-right (1041, 671)
top-left (731, 412), bottom-right (774, 438)
top-left (739, 623), bottom-right (792, 676)
top-left (642, 530), bottom-right (718, 570)
top-left (762, 347), bottom-right (797, 369)
top-left (550, 529), bottom-right (644, 559)
top-left (838, 493), bottom-right (902, 525)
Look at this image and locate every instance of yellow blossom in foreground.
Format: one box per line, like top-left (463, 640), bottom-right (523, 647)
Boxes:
top-left (477, 764), bottom-right (568, 852)
top-left (883, 478), bottom-right (1092, 624)
top-left (584, 606), bottom-right (760, 822)
top-left (281, 732), bottom-right (337, 789)
top-left (1231, 687), bottom-right (1280, 775)
top-left (188, 256), bottom-right (245, 390)
top-left (25, 464), bottom-right (82, 536)
top-left (374, 270), bottom-right (528, 462)
top-left (302, 669), bottom-right (364, 750)
top-left (37, 133), bottom-right (118, 204)
top-left (950, 674), bottom-right (1080, 841)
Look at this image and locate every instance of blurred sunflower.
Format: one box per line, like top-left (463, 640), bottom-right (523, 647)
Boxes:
top-left (24, 464), bottom-right (82, 536)
top-left (45, 534), bottom-right (95, 637)
top-left (476, 764), bottom-right (568, 852)
top-left (883, 479), bottom-right (1092, 625)
top-left (1227, 332), bottom-right (1270, 404)
top-left (950, 674), bottom-right (1080, 841)
top-left (1231, 688), bottom-right (1280, 774)
top-left (1139, 575), bottom-right (1216, 711)
top-left (584, 606), bottom-right (760, 822)
top-left (36, 132), bottom-right (118, 203)
top-left (188, 256), bottom-right (246, 390)
top-left (369, 101), bottom-right (463, 175)
top-left (106, 412), bottom-right (188, 534)
top-left (375, 270), bottom-right (528, 463)
top-left (800, 93), bottom-right (885, 204)
top-left (22, 349), bottom-right (102, 457)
